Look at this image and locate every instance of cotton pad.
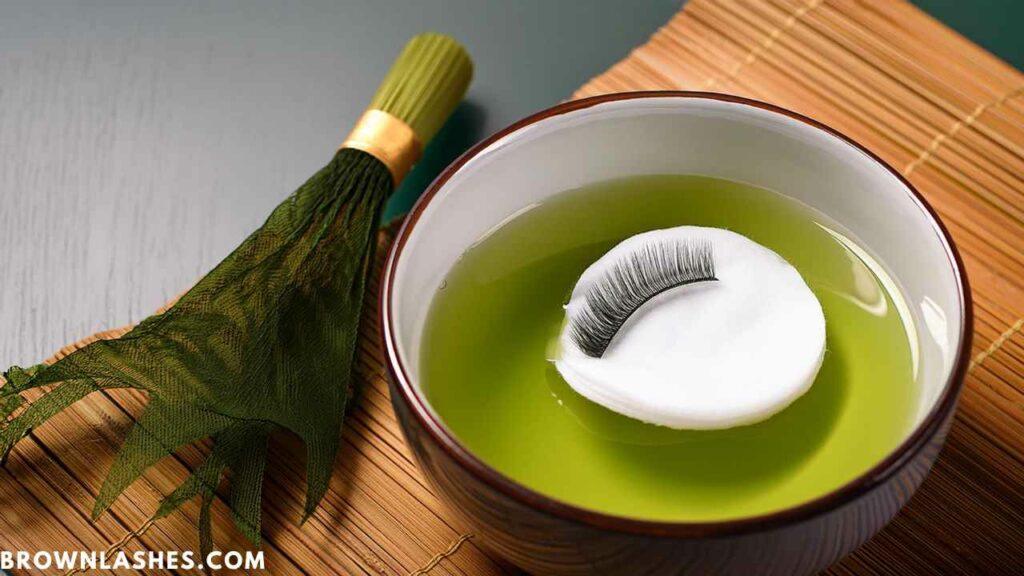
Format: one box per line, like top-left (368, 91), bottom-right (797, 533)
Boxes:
top-left (554, 226), bottom-right (826, 430)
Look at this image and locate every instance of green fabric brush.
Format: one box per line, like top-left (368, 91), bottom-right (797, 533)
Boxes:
top-left (1, 33), bottom-right (472, 555)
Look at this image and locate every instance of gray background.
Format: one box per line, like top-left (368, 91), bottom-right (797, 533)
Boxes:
top-left (0, 0), bottom-right (680, 367)
top-left (0, 0), bottom-right (1020, 369)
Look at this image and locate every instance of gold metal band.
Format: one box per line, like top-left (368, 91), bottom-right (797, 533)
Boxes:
top-left (341, 109), bottom-right (422, 184)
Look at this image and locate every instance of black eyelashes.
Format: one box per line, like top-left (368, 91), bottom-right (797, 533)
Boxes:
top-left (568, 239), bottom-right (717, 358)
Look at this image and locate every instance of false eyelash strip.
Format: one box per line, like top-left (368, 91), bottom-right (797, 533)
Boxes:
top-left (568, 240), bottom-right (717, 358)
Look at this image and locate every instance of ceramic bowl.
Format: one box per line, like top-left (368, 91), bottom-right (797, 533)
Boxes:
top-left (380, 92), bottom-right (971, 575)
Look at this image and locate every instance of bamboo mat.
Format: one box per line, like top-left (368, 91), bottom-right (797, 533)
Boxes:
top-left (3, 0), bottom-right (1023, 574)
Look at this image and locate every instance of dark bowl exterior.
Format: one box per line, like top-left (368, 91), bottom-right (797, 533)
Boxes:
top-left (380, 92), bottom-right (972, 576)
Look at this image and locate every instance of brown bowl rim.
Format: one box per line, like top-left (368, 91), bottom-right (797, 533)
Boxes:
top-left (379, 91), bottom-right (972, 538)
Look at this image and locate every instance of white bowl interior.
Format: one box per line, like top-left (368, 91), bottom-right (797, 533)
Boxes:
top-left (390, 96), bottom-right (964, 430)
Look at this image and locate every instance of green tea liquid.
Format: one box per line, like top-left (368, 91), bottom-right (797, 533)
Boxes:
top-left (421, 175), bottom-right (917, 521)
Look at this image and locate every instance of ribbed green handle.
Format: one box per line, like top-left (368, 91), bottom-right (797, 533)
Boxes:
top-left (369, 33), bottom-right (473, 147)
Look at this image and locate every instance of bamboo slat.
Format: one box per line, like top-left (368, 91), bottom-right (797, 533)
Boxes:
top-left (2, 0), bottom-right (1023, 574)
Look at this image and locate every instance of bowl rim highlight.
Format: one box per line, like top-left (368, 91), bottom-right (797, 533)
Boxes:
top-left (380, 91), bottom-right (972, 538)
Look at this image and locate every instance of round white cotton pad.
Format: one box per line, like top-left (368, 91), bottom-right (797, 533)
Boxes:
top-left (554, 226), bottom-right (826, 430)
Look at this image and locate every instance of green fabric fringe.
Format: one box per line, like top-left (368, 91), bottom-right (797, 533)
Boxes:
top-left (2, 148), bottom-right (391, 557)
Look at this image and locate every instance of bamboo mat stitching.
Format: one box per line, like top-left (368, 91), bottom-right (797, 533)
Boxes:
top-left (897, 84), bottom-right (1024, 372)
top-left (702, 0), bottom-right (824, 90)
top-left (63, 518), bottom-right (157, 576)
top-left (904, 85), bottom-right (1024, 176)
top-left (969, 318), bottom-right (1024, 372)
top-left (407, 534), bottom-right (474, 576)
